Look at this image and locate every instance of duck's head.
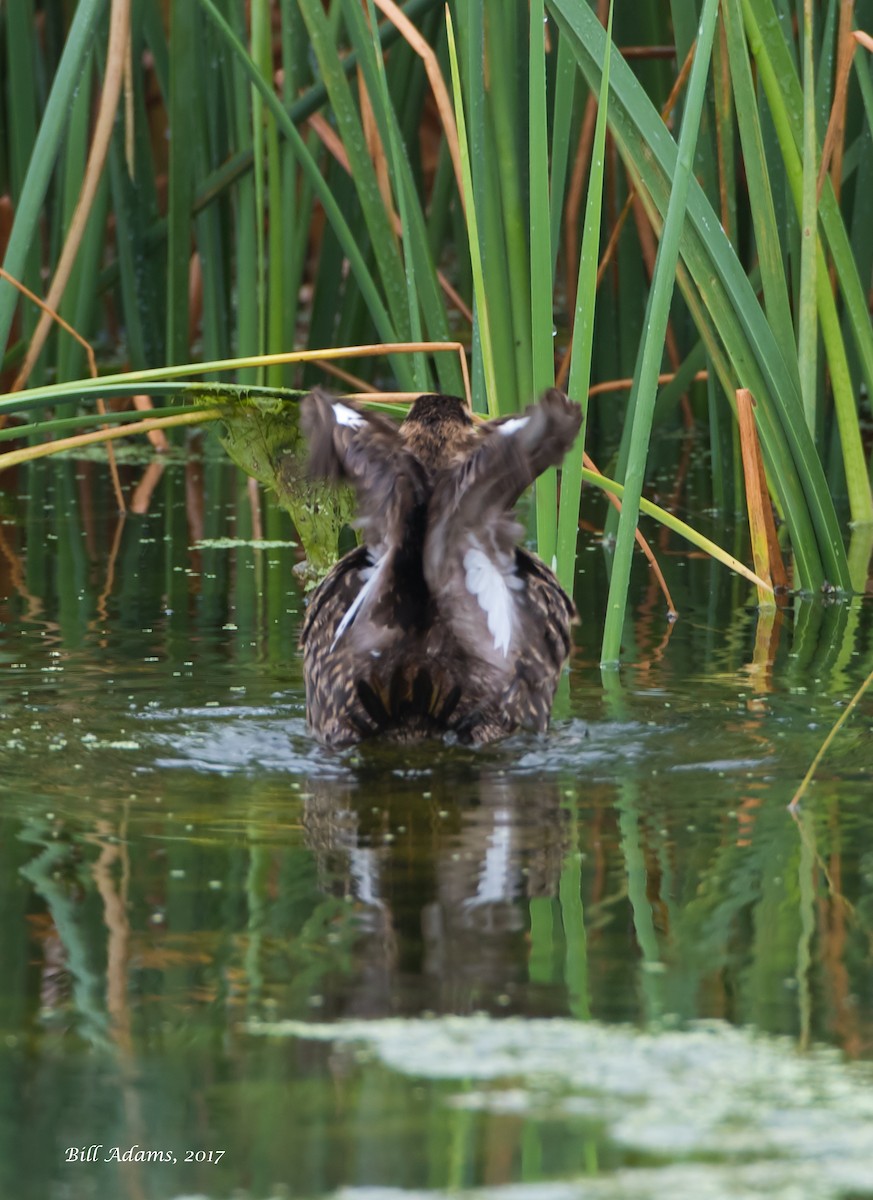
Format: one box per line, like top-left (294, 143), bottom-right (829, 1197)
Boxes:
top-left (400, 394), bottom-right (478, 470)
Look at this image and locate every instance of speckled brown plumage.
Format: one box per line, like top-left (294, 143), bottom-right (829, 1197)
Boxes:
top-left (300, 389), bottom-right (581, 747)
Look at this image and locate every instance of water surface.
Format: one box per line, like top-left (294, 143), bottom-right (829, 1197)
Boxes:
top-left (1, 456), bottom-right (872, 1200)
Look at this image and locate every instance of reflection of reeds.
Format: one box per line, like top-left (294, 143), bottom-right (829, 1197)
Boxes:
top-left (1, 2), bottom-right (872, 654)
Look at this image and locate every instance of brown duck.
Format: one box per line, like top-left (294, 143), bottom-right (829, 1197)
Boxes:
top-left (300, 388), bottom-right (582, 746)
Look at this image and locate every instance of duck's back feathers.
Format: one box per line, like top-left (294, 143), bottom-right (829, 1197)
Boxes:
top-left (300, 388), bottom-right (581, 746)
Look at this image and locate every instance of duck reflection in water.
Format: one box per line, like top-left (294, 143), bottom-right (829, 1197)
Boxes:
top-left (303, 760), bottom-right (570, 1018)
top-left (300, 388), bottom-right (582, 746)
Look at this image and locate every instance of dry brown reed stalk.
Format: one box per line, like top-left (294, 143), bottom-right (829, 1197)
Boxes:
top-left (0, 266), bottom-right (126, 512)
top-left (586, 367), bottom-right (708, 398)
top-left (789, 664), bottom-right (873, 809)
top-left (129, 460), bottom-right (166, 515)
top-left (0, 266), bottom-right (98, 385)
top-left (714, 17), bottom-right (733, 239)
top-left (318, 360), bottom-right (380, 392)
top-left (563, 90), bottom-right (600, 312)
top-left (372, 0), bottom-right (464, 198)
top-left (0, 409), bottom-right (223, 471)
top-left (562, 0), bottom-right (610, 308)
top-left (133, 395), bottom-right (171, 451)
top-left (818, 2), bottom-right (857, 202)
top-left (745, 603), bottom-right (782, 683)
top-left (357, 68), bottom-right (396, 232)
top-left (736, 388), bottom-right (788, 600)
top-left (94, 512), bottom-right (126, 634)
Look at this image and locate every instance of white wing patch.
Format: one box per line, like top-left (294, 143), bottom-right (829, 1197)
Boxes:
top-left (331, 553), bottom-right (387, 648)
top-left (333, 402), bottom-right (365, 429)
top-left (463, 544), bottom-right (514, 655)
top-left (498, 415), bottom-right (530, 437)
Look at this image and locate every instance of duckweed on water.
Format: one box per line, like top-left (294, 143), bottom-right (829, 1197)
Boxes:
top-left (248, 1016), bottom-right (873, 1199)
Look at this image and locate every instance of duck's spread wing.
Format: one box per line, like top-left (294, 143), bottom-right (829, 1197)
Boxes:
top-left (420, 389), bottom-right (580, 675)
top-left (430, 388), bottom-right (582, 533)
top-left (301, 390), bottom-right (427, 548)
top-left (424, 388), bottom-right (581, 580)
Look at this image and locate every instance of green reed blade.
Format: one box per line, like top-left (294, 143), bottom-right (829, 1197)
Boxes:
top-left (343, 0), bottom-right (430, 391)
top-left (555, 0), bottom-right (614, 596)
top-left (198, 0), bottom-right (407, 382)
top-left (486, 0), bottom-right (534, 411)
top-left (0, 380), bottom-right (303, 424)
top-left (797, 0), bottom-right (818, 434)
top-left (601, 0), bottom-right (720, 666)
top-left (548, 0), bottom-right (850, 592)
top-left (0, 0), bottom-right (107, 354)
top-left (530, 0), bottom-right (557, 560)
top-left (107, 132), bottom-right (165, 367)
top-left (742, 0), bottom-right (873, 522)
top-left (0, 403), bottom-right (216, 444)
top-left (453, 2), bottom-right (517, 415)
top-left (56, 54), bottom-right (96, 383)
top-left (722, 0), bottom-right (797, 371)
top-left (167, 0), bottom-right (199, 366)
top-left (583, 467), bottom-right (772, 592)
top-left (446, 7), bottom-right (498, 416)
top-left (251, 0), bottom-right (270, 378)
top-left (223, 1), bottom-right (258, 385)
top-left (297, 0), bottom-right (411, 346)
top-left (549, 31), bottom-right (577, 281)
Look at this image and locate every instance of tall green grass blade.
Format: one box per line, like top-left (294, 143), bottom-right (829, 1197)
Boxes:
top-left (0, 0), bottom-right (108, 354)
top-left (166, 0), bottom-right (199, 366)
top-left (601, 0), bottom-right (720, 665)
top-left (741, 0), bottom-right (873, 525)
top-left (445, 8), bottom-right (498, 416)
top-left (555, 0), bottom-right (614, 595)
top-left (224, 1), bottom-right (259, 385)
top-left (722, 0), bottom-right (797, 369)
top-left (56, 54), bottom-right (96, 383)
top-left (192, 11), bottom-right (232, 370)
top-left (251, 0), bottom-right (270, 378)
top-left (530, 0), bottom-right (557, 561)
top-left (341, 0), bottom-right (454, 393)
top-left (797, 0), bottom-right (818, 433)
top-left (198, 0), bottom-right (411, 386)
top-left (454, 3), bottom-right (516, 414)
top-left (362, 0), bottom-right (427, 391)
top-left (548, 32), bottom-right (577, 280)
top-left (487, 0), bottom-right (533, 411)
top-left (548, 0), bottom-right (850, 591)
top-left (297, 0), bottom-right (411, 345)
top-left (107, 128), bottom-right (165, 367)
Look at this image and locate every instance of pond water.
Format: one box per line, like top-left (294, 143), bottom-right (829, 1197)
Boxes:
top-left (1, 452), bottom-right (872, 1200)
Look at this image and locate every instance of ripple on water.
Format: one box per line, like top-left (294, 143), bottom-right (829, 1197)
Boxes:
top-left (146, 706), bottom-right (343, 777)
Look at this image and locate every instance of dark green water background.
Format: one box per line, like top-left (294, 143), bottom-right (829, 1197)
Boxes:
top-left (1, 454), bottom-right (872, 1200)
